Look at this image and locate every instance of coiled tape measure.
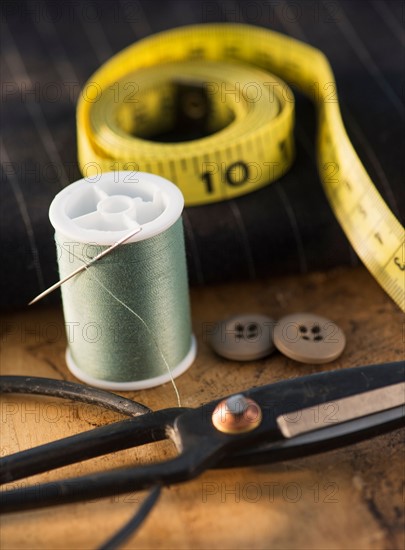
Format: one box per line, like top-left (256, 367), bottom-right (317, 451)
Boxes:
top-left (77, 24), bottom-right (404, 311)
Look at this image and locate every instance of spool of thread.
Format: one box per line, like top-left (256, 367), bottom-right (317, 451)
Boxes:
top-left (49, 171), bottom-right (196, 390)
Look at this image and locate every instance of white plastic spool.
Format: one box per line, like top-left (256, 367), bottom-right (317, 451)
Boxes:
top-left (49, 171), bottom-right (196, 390)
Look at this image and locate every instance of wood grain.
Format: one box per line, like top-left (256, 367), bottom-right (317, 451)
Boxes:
top-left (0, 266), bottom-right (404, 549)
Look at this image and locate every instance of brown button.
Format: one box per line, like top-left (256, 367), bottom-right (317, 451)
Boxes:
top-left (209, 314), bottom-right (275, 361)
top-left (273, 313), bottom-right (345, 364)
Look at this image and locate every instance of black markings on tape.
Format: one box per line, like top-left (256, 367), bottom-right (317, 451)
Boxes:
top-left (201, 161), bottom-right (250, 194)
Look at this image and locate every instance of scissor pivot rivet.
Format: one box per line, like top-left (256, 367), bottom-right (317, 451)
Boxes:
top-left (212, 394), bottom-right (262, 434)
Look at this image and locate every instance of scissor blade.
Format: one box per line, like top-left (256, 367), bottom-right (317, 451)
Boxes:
top-left (218, 361), bottom-right (404, 468)
top-left (277, 382), bottom-right (405, 438)
top-left (243, 360), bottom-right (404, 425)
top-left (221, 404), bottom-right (404, 468)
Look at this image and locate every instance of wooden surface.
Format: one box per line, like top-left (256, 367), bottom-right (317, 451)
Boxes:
top-left (0, 266), bottom-right (404, 550)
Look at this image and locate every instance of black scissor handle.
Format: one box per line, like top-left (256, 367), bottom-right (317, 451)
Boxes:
top-left (0, 409), bottom-right (183, 485)
top-left (0, 376), bottom-right (151, 416)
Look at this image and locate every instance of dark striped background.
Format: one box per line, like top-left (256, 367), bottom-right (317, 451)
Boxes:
top-left (1, 0), bottom-right (404, 306)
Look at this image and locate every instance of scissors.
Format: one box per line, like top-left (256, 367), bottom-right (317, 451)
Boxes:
top-left (1, 361), bottom-right (404, 548)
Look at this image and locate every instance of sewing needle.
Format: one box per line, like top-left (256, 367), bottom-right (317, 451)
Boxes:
top-left (28, 226), bottom-right (142, 306)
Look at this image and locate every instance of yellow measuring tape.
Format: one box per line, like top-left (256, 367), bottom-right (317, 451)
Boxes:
top-left (77, 23), bottom-right (404, 311)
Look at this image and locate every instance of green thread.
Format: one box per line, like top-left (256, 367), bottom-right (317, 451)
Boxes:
top-left (55, 218), bottom-right (192, 384)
